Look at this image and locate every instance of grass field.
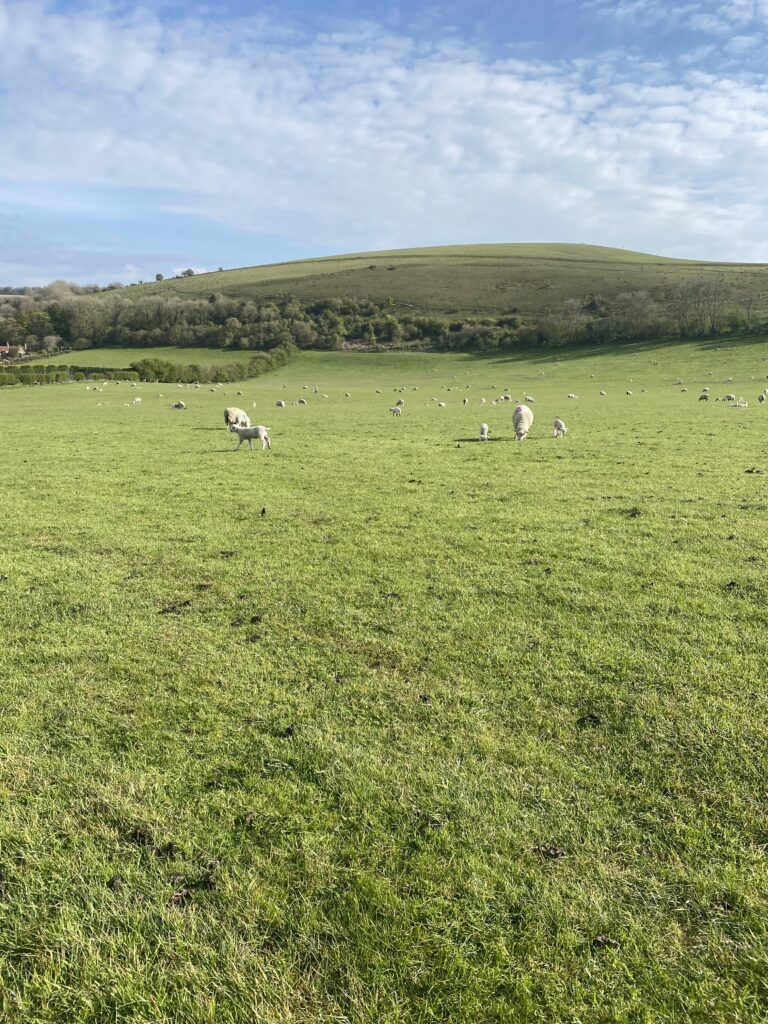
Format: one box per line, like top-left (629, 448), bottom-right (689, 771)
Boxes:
top-left (2, 339), bottom-right (768, 1022)
top-left (134, 243), bottom-right (768, 316)
top-left (29, 347), bottom-right (257, 370)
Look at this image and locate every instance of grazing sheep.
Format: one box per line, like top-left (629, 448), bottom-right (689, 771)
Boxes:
top-left (438, 402), bottom-right (446, 408)
top-left (224, 406), bottom-right (250, 428)
top-left (480, 397), bottom-right (486, 405)
top-left (172, 401), bottom-right (186, 410)
top-left (345, 392), bottom-right (351, 398)
top-left (567, 393), bottom-right (578, 399)
top-left (276, 400), bottom-right (286, 408)
top-left (698, 394), bottom-right (709, 401)
top-left (396, 398), bottom-right (404, 406)
top-left (480, 423), bottom-right (490, 441)
top-left (463, 398), bottom-right (469, 406)
top-left (626, 390), bottom-right (633, 396)
top-left (725, 393), bottom-right (736, 402)
top-left (513, 403), bottom-right (534, 441)
top-left (230, 424), bottom-right (271, 450)
top-left (702, 387), bottom-right (710, 392)
top-left (298, 398), bottom-right (307, 406)
top-left (759, 393), bottom-right (766, 403)
top-left (132, 397), bottom-right (142, 405)
top-left (389, 406), bottom-right (402, 416)
top-left (552, 417), bottom-right (567, 438)
top-left (599, 390), bottom-right (607, 396)
top-left (525, 395), bottom-right (535, 403)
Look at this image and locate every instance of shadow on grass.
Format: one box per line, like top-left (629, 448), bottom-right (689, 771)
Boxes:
top-left (455, 436), bottom-right (509, 443)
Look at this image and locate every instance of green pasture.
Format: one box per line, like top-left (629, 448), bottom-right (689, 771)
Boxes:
top-left (1, 339), bottom-right (768, 1022)
top-left (139, 243), bottom-right (768, 315)
top-left (28, 347), bottom-right (256, 370)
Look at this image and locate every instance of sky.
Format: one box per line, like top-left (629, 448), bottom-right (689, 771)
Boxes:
top-left (1, 0), bottom-right (768, 284)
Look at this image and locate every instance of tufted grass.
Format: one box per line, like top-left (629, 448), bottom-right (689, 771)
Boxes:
top-left (1, 338), bottom-right (768, 1022)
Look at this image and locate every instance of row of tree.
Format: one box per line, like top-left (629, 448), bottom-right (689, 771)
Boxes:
top-left (0, 278), bottom-right (765, 358)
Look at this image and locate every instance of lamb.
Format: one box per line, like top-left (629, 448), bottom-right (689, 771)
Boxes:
top-left (224, 406), bottom-right (250, 428)
top-left (276, 400), bottom-right (286, 408)
top-left (552, 417), bottom-right (567, 438)
top-left (172, 401), bottom-right (186, 409)
top-left (513, 403), bottom-right (534, 441)
top-left (480, 423), bottom-right (490, 441)
top-left (389, 406), bottom-right (402, 416)
top-left (230, 424), bottom-right (271, 450)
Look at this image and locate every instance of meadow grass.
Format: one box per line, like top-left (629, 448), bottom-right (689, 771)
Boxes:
top-left (134, 243), bottom-right (768, 316)
top-left (1, 339), bottom-right (768, 1022)
top-left (28, 347), bottom-right (257, 370)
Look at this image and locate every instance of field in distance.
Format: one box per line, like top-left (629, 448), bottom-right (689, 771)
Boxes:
top-left (29, 346), bottom-right (257, 369)
top-left (139, 242), bottom-right (768, 316)
top-left (2, 338), bottom-right (768, 1022)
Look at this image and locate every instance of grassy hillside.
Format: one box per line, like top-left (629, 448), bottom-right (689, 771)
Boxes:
top-left (142, 243), bottom-right (768, 316)
top-left (2, 341), bottom-right (768, 1021)
top-left (29, 347), bottom-right (259, 370)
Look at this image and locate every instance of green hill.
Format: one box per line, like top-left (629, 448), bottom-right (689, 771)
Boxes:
top-left (146, 243), bottom-right (768, 317)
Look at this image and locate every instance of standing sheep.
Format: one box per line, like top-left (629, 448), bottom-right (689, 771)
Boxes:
top-left (480, 423), bottom-right (490, 441)
top-left (230, 424), bottom-right (271, 450)
top-left (276, 400), bottom-right (286, 408)
top-left (224, 407), bottom-right (250, 428)
top-left (171, 401), bottom-right (186, 410)
top-left (513, 404), bottom-right (534, 441)
top-left (389, 406), bottom-right (402, 416)
top-left (552, 418), bottom-right (567, 438)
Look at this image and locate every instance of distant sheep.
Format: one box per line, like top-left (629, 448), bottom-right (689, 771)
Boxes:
top-left (567, 393), bottom-right (578, 400)
top-left (224, 407), bottom-right (249, 428)
top-left (552, 417), bottom-right (567, 438)
top-left (513, 403), bottom-right (534, 441)
top-left (132, 397), bottom-right (142, 405)
top-left (599, 390), bottom-right (607, 396)
top-left (396, 398), bottom-right (404, 406)
top-left (230, 424), bottom-right (271, 450)
top-left (699, 394), bottom-right (708, 401)
top-left (171, 401), bottom-right (185, 410)
top-left (525, 395), bottom-right (535, 403)
top-left (725, 393), bottom-right (736, 402)
top-left (298, 398), bottom-right (307, 406)
top-left (276, 400), bottom-right (286, 408)
top-left (759, 393), bottom-right (766, 403)
top-left (389, 406), bottom-right (402, 416)
top-left (437, 402), bottom-right (446, 408)
top-left (480, 397), bottom-right (486, 405)
top-left (626, 390), bottom-right (633, 396)
top-left (480, 423), bottom-right (490, 441)
top-left (463, 398), bottom-right (469, 406)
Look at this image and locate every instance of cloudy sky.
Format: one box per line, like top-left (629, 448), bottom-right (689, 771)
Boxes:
top-left (1, 0), bottom-right (767, 284)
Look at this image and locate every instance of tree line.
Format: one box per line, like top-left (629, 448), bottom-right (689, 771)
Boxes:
top-left (0, 277), bottom-right (765, 360)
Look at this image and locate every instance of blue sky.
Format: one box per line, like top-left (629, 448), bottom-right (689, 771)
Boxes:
top-left (1, 0), bottom-right (768, 284)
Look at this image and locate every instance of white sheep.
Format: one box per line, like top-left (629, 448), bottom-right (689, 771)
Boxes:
top-left (480, 397), bottom-right (486, 405)
top-left (759, 394), bottom-right (766, 403)
top-left (298, 398), bottom-right (307, 406)
top-left (724, 393), bottom-right (736, 402)
top-left (172, 401), bottom-right (186, 410)
top-left (132, 397), bottom-right (142, 405)
top-left (480, 423), bottom-right (490, 441)
top-left (525, 395), bottom-right (535, 403)
top-left (626, 390), bottom-right (633, 396)
top-left (513, 403), bottom-right (534, 441)
top-left (224, 406), bottom-right (250, 428)
top-left (599, 390), bottom-right (607, 396)
top-left (567, 393), bottom-right (578, 399)
top-left (396, 398), bottom-right (404, 406)
top-left (463, 398), bottom-right (469, 406)
top-left (230, 424), bottom-right (271, 450)
top-left (389, 406), bottom-right (402, 416)
top-left (552, 417), bottom-right (567, 438)
top-left (276, 400), bottom-right (286, 408)
top-left (437, 402), bottom-right (446, 408)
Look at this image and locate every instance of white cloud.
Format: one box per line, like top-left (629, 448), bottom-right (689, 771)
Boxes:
top-left (1, 0), bottom-right (768, 282)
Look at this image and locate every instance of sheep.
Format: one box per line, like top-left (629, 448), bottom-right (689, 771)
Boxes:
top-left (525, 395), bottom-right (535, 403)
top-left (396, 398), bottom-right (404, 406)
top-left (224, 406), bottom-right (250, 428)
top-left (437, 402), bottom-right (446, 408)
top-left (389, 406), bottom-right (402, 416)
top-left (702, 387), bottom-right (710, 392)
top-left (276, 400), bottom-right (286, 408)
top-left (132, 397), bottom-right (142, 405)
top-left (298, 398), bottom-right (307, 406)
top-left (513, 403), bottom-right (534, 441)
top-left (172, 401), bottom-right (186, 410)
top-left (480, 397), bottom-right (486, 405)
top-left (552, 417), bottom-right (567, 438)
top-left (345, 392), bottom-right (351, 398)
top-left (759, 393), bottom-right (766, 403)
top-left (230, 423), bottom-right (271, 450)
top-left (463, 398), bottom-right (469, 406)
top-left (626, 390), bottom-right (633, 396)
top-left (480, 423), bottom-right (490, 441)
top-left (698, 394), bottom-right (709, 401)
top-left (567, 393), bottom-right (578, 399)
top-left (599, 390), bottom-right (607, 396)
top-left (725, 393), bottom-right (736, 402)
